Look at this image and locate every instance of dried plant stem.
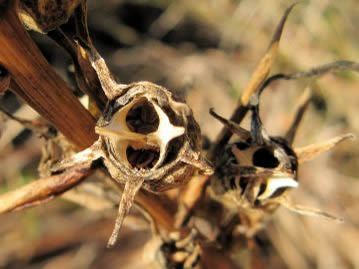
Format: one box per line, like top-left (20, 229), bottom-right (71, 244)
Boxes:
top-left (135, 190), bottom-right (176, 232)
top-left (0, 0), bottom-right (97, 149)
top-left (0, 162), bottom-right (94, 214)
top-left (285, 87), bottom-right (312, 145)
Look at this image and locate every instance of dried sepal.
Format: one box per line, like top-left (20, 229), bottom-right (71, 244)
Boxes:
top-left (295, 133), bottom-right (355, 164)
top-left (51, 139), bottom-right (103, 172)
top-left (107, 177), bottom-right (144, 248)
top-left (83, 44), bottom-right (127, 100)
top-left (240, 2), bottom-right (298, 106)
top-left (45, 1), bottom-right (108, 111)
top-left (278, 195), bottom-right (344, 222)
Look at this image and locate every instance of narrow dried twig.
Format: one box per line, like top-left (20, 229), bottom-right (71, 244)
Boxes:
top-left (0, 162), bottom-right (94, 213)
top-left (285, 87), bottom-right (313, 145)
top-left (260, 60), bottom-right (359, 92)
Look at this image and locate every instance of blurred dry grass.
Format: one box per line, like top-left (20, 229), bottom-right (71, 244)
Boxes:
top-left (0, 0), bottom-right (358, 268)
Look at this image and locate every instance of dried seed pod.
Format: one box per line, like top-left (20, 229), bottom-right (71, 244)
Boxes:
top-left (54, 44), bottom-right (213, 247)
top-left (97, 81), bottom-right (212, 192)
top-left (209, 90), bottom-right (353, 236)
top-left (209, 106), bottom-right (298, 235)
top-left (17, 0), bottom-right (82, 33)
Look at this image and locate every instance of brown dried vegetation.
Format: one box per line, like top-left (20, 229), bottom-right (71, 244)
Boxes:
top-left (0, 1), bottom-right (359, 268)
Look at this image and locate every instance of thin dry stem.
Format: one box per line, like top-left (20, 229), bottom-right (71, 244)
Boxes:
top-left (260, 60), bottom-right (359, 91)
top-left (0, 162), bottom-right (94, 213)
top-left (285, 87), bottom-right (312, 145)
top-left (279, 195), bottom-right (344, 222)
top-left (175, 175), bottom-right (209, 228)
